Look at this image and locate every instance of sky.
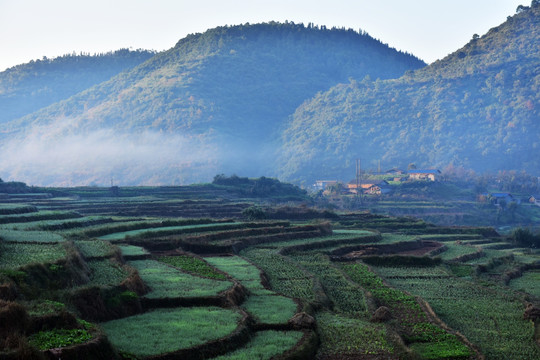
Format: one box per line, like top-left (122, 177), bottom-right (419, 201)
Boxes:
top-left (0, 0), bottom-right (526, 71)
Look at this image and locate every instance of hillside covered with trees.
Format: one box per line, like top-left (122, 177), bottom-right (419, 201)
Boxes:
top-left (279, 4), bottom-right (540, 183)
top-left (0, 49), bottom-right (156, 124)
top-left (0, 22), bottom-right (424, 186)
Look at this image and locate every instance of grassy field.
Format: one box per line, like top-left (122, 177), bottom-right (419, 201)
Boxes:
top-left (98, 222), bottom-right (240, 241)
top-left (0, 242), bottom-right (67, 269)
top-left (129, 259), bottom-right (233, 298)
top-left (509, 269), bottom-right (540, 298)
top-left (205, 256), bottom-right (298, 324)
top-left (117, 244), bottom-right (149, 257)
top-left (1, 186), bottom-right (539, 359)
top-left (373, 264), bottom-right (540, 359)
top-left (210, 330), bottom-right (304, 360)
top-left (101, 307), bottom-right (242, 357)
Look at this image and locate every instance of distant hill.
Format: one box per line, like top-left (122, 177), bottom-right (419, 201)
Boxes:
top-left (0, 22), bottom-right (424, 186)
top-left (0, 49), bottom-right (156, 124)
top-left (278, 4), bottom-right (540, 183)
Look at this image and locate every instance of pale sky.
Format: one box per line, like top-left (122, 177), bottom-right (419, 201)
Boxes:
top-left (0, 0), bottom-right (526, 71)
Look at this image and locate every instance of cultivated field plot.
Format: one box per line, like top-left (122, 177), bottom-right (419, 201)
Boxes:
top-left (510, 269), bottom-right (540, 298)
top-left (98, 221), bottom-right (241, 241)
top-left (101, 307), bottom-right (242, 358)
top-left (1, 191), bottom-right (539, 359)
top-left (0, 229), bottom-right (65, 243)
top-left (210, 330), bottom-right (304, 360)
top-left (0, 242), bottom-right (67, 269)
top-left (205, 256), bottom-right (299, 324)
top-left (128, 259), bottom-right (233, 299)
top-left (373, 264), bottom-right (540, 360)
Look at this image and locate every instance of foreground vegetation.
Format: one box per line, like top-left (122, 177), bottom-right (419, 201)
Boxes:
top-left (0, 184), bottom-right (538, 359)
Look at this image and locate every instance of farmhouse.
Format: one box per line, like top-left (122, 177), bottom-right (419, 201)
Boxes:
top-left (528, 194), bottom-right (540, 206)
top-left (347, 180), bottom-right (391, 195)
top-left (408, 169), bottom-right (441, 181)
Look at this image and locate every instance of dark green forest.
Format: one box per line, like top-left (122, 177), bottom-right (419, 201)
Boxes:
top-left (279, 4), bottom-right (540, 183)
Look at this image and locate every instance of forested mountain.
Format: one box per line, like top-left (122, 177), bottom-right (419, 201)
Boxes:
top-left (0, 49), bottom-right (156, 124)
top-left (0, 22), bottom-right (424, 186)
top-left (279, 4), bottom-right (540, 183)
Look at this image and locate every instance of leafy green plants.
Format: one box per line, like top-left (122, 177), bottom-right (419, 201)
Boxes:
top-left (100, 307), bottom-right (241, 357)
top-left (212, 330), bottom-right (303, 360)
top-left (128, 259), bottom-right (232, 298)
top-left (28, 320), bottom-right (94, 350)
top-left (158, 255), bottom-right (226, 280)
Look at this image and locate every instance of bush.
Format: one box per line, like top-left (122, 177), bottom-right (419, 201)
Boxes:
top-left (242, 206), bottom-right (267, 220)
top-left (512, 228), bottom-right (539, 248)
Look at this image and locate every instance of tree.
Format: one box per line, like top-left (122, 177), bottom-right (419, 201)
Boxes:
top-left (407, 163), bottom-right (417, 170)
top-left (242, 206), bottom-right (266, 220)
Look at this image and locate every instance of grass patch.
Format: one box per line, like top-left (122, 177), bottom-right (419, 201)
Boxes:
top-left (0, 242), bottom-right (66, 269)
top-left (117, 244), bottom-right (149, 257)
top-left (28, 320), bottom-right (94, 350)
top-left (100, 307), bottom-right (241, 357)
top-left (87, 259), bottom-right (129, 286)
top-left (509, 270), bottom-right (540, 297)
top-left (98, 222), bottom-right (240, 241)
top-left (75, 240), bottom-right (116, 258)
top-left (241, 248), bottom-right (315, 301)
top-left (316, 311), bottom-right (394, 357)
top-left (375, 264), bottom-right (540, 359)
top-left (158, 255), bottom-right (226, 280)
top-left (212, 330), bottom-right (303, 360)
top-left (205, 256), bottom-right (265, 293)
top-left (129, 259), bottom-right (232, 298)
top-left (291, 253), bottom-right (367, 315)
top-left (0, 230), bottom-right (64, 243)
top-left (242, 295), bottom-right (297, 324)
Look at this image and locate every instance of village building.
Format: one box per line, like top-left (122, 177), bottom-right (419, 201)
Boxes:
top-left (528, 194), bottom-right (540, 206)
top-left (347, 180), bottom-right (391, 195)
top-left (408, 169), bottom-right (441, 181)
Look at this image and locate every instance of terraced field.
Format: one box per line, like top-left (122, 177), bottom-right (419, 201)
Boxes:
top-left (0, 187), bottom-right (539, 359)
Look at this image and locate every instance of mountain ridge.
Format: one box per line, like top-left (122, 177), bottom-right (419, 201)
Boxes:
top-left (0, 22), bottom-right (425, 185)
top-left (278, 4), bottom-right (540, 183)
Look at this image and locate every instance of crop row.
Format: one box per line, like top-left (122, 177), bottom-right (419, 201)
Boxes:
top-left (315, 311), bottom-right (395, 358)
top-left (101, 307), bottom-right (243, 358)
top-left (204, 256), bottom-right (298, 325)
top-left (128, 259), bottom-right (233, 299)
top-left (290, 253), bottom-right (367, 316)
top-left (211, 330), bottom-right (304, 360)
top-left (157, 255), bottom-right (227, 280)
top-left (341, 262), bottom-right (472, 359)
top-left (86, 259), bottom-right (129, 286)
top-left (70, 218), bottom-right (231, 239)
top-left (0, 210), bottom-right (81, 224)
top-left (75, 240), bottom-right (118, 259)
top-left (373, 264), bottom-right (540, 359)
top-left (0, 204), bottom-right (37, 215)
top-left (1, 216), bottom-right (114, 231)
top-left (509, 269), bottom-right (540, 297)
top-left (240, 248), bottom-right (315, 302)
top-left (0, 242), bottom-right (67, 269)
top-left (0, 229), bottom-right (65, 243)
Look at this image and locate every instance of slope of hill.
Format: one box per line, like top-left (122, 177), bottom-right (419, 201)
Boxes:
top-left (278, 5), bottom-right (540, 183)
top-left (0, 22), bottom-right (424, 186)
top-left (0, 49), bottom-right (156, 124)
